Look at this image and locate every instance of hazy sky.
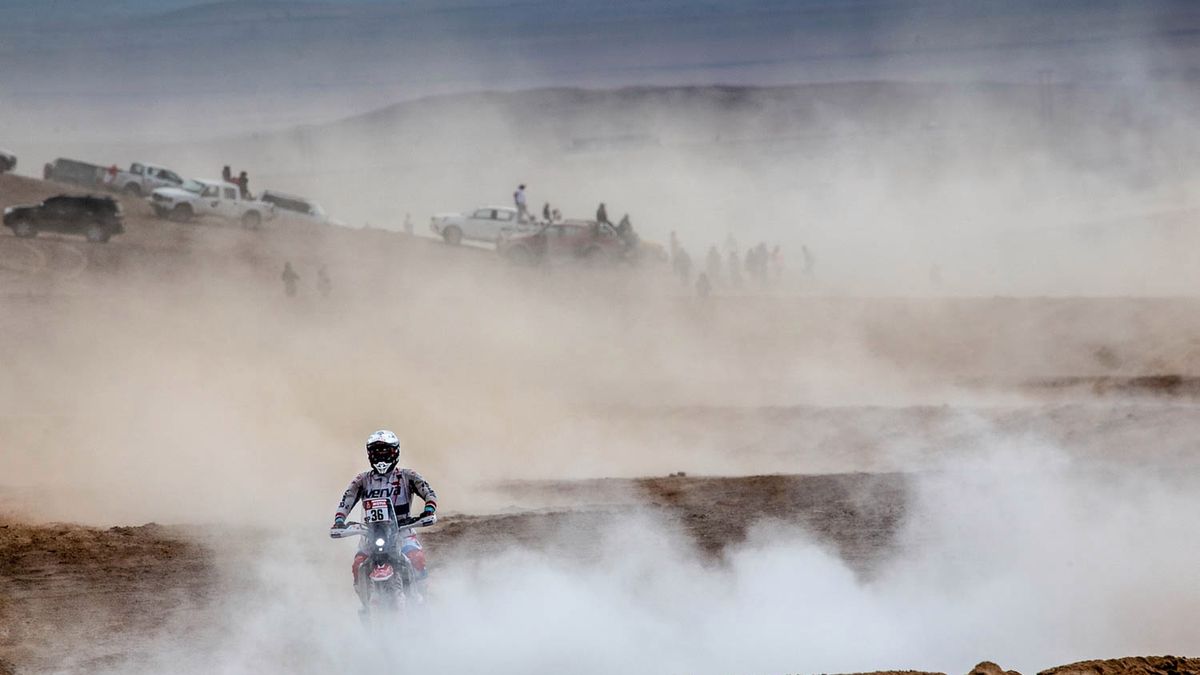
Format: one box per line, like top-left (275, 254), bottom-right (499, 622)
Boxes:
top-left (3, 0), bottom-right (1199, 140)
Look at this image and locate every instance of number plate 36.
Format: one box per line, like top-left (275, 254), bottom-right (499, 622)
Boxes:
top-left (362, 498), bottom-right (393, 523)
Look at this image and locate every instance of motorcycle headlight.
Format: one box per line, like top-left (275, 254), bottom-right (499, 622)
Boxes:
top-left (374, 538), bottom-right (385, 547)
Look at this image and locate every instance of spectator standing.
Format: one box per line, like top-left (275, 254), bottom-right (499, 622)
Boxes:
top-left (801, 245), bottom-right (815, 279)
top-left (754, 243), bottom-right (769, 285)
top-left (282, 262), bottom-right (300, 297)
top-left (222, 165), bottom-right (232, 183)
top-left (317, 265), bottom-right (332, 298)
top-left (724, 233), bottom-right (738, 258)
top-left (105, 164), bottom-right (118, 186)
top-left (706, 246), bottom-right (722, 286)
top-left (695, 272), bottom-right (712, 298)
top-left (514, 184), bottom-right (527, 223)
top-left (727, 250), bottom-right (743, 289)
top-left (676, 248), bottom-right (692, 286)
top-left (238, 171), bottom-right (250, 199)
top-left (543, 202), bottom-right (551, 222)
top-left (596, 202), bottom-right (609, 225)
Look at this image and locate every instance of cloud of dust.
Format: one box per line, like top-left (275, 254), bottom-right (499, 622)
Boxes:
top-left (0, 251), bottom-right (909, 524)
top-left (75, 432), bottom-right (1200, 675)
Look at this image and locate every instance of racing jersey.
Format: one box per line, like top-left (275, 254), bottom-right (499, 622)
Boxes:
top-left (334, 468), bottom-right (437, 525)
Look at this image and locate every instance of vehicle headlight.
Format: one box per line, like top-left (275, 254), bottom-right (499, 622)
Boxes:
top-left (374, 538), bottom-right (385, 547)
top-left (3, 207), bottom-right (11, 215)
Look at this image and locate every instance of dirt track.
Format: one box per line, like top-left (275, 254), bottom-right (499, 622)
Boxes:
top-left (2, 482), bottom-right (1196, 674)
top-left (0, 473), bottom-right (905, 672)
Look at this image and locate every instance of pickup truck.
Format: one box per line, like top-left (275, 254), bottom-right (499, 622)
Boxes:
top-left (497, 219), bottom-right (632, 265)
top-left (150, 178), bottom-right (275, 228)
top-left (43, 158), bottom-right (107, 187)
top-left (430, 205), bottom-right (537, 245)
top-left (114, 162), bottom-right (184, 196)
top-left (260, 189), bottom-right (343, 227)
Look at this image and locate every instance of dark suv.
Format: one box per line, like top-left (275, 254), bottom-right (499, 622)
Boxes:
top-left (3, 195), bottom-right (124, 243)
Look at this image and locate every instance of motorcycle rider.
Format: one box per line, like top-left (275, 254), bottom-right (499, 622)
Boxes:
top-left (331, 430), bottom-right (438, 607)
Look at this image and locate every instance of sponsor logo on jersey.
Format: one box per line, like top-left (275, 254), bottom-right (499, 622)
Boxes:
top-left (363, 487), bottom-right (399, 499)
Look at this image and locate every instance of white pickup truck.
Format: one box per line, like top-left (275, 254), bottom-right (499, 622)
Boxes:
top-left (430, 205), bottom-right (538, 245)
top-left (114, 162), bottom-right (184, 196)
top-left (150, 178), bottom-right (275, 228)
top-left (260, 189), bottom-right (343, 227)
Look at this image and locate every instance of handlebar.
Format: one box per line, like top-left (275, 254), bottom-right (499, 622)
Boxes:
top-left (329, 514), bottom-right (437, 539)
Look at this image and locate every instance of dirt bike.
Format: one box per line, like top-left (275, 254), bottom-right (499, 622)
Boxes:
top-left (331, 508), bottom-right (436, 620)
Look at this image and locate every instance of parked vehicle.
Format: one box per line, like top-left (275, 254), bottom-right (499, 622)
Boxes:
top-left (3, 194), bottom-right (124, 243)
top-left (0, 149), bottom-right (15, 174)
top-left (43, 158), bottom-right (106, 187)
top-left (113, 162), bottom-right (184, 196)
top-left (150, 178), bottom-right (274, 228)
top-left (497, 219), bottom-right (632, 265)
top-left (260, 190), bottom-right (340, 226)
top-left (430, 205), bottom-right (535, 245)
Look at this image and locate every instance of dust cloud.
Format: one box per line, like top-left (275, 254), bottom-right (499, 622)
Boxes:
top-left (65, 438), bottom-right (1200, 675)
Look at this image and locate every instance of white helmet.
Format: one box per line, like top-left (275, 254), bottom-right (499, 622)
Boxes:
top-left (365, 429), bottom-right (401, 475)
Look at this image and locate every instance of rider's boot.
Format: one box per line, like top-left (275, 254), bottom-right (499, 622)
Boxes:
top-left (354, 567), bottom-right (372, 614)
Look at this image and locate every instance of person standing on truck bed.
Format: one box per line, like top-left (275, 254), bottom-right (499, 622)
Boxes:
top-left (222, 166), bottom-right (233, 183)
top-left (238, 171), bottom-right (250, 199)
top-left (514, 184), bottom-right (527, 223)
top-left (596, 202), bottom-right (609, 226)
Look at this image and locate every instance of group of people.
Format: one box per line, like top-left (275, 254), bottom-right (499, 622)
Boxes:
top-left (281, 261), bottom-right (332, 298)
top-left (671, 231), bottom-right (812, 297)
top-left (513, 184), bottom-right (639, 249)
top-left (514, 182), bottom-right (822, 291)
top-left (221, 165), bottom-right (252, 199)
top-left (515, 184), bottom-right (563, 224)
top-left (596, 202), bottom-right (639, 249)
top-left (515, 184), bottom-right (565, 225)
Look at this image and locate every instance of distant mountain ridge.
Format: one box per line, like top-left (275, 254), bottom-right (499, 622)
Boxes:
top-left (3, 0), bottom-right (1200, 143)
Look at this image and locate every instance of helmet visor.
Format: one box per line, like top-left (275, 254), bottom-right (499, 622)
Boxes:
top-left (367, 442), bottom-right (399, 466)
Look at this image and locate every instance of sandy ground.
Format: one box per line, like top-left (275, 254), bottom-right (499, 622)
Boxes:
top-left (3, 482), bottom-right (1197, 674)
top-left (0, 473), bottom-right (904, 673)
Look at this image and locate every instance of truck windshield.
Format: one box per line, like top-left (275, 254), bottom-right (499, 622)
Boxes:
top-left (179, 180), bottom-right (204, 194)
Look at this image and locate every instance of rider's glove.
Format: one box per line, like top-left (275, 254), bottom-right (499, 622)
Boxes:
top-left (330, 519), bottom-right (346, 536)
top-left (422, 505), bottom-right (436, 517)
